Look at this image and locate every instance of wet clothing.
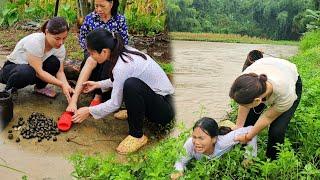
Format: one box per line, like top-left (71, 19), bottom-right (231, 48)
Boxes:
top-left (79, 12), bottom-right (129, 49)
top-left (174, 126), bottom-right (257, 171)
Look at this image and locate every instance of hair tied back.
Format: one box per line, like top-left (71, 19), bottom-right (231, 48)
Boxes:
top-left (258, 74), bottom-right (268, 82)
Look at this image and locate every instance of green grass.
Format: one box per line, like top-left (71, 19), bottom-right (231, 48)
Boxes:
top-left (158, 61), bottom-right (174, 74)
top-left (70, 30), bottom-right (320, 179)
top-left (170, 32), bottom-right (299, 46)
top-left (299, 30), bottom-right (320, 52)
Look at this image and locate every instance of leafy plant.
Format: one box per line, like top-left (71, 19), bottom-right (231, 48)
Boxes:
top-left (24, 1), bottom-right (54, 21)
top-left (58, 4), bottom-right (77, 25)
top-left (0, 3), bottom-right (19, 26)
top-left (125, 0), bottom-right (166, 35)
top-left (306, 9), bottom-right (320, 31)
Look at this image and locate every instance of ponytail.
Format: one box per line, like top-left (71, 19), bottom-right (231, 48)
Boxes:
top-left (218, 126), bottom-right (232, 135)
top-left (242, 50), bottom-right (263, 71)
top-left (229, 73), bottom-right (268, 104)
top-left (41, 17), bottom-right (69, 34)
top-left (86, 29), bottom-right (147, 81)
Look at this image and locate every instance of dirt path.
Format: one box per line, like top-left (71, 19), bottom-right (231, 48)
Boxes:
top-left (172, 40), bottom-right (298, 129)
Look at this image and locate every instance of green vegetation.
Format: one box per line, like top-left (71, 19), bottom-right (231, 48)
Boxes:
top-left (300, 30), bottom-right (320, 51)
top-left (170, 32), bottom-right (299, 46)
top-left (0, 0), bottom-right (77, 26)
top-left (0, 0), bottom-right (166, 36)
top-left (158, 61), bottom-right (174, 74)
top-left (125, 0), bottom-right (166, 35)
top-left (306, 9), bottom-right (320, 31)
top-left (166, 0), bottom-right (320, 40)
top-left (70, 31), bottom-right (320, 179)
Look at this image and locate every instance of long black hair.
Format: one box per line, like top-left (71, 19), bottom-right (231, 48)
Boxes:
top-left (41, 17), bottom-right (69, 34)
top-left (86, 28), bottom-right (147, 81)
top-left (229, 73), bottom-right (268, 104)
top-left (242, 50), bottom-right (263, 71)
top-left (108, 0), bottom-right (119, 17)
top-left (193, 117), bottom-right (232, 137)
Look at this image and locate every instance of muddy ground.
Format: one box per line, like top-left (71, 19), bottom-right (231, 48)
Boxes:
top-left (0, 57), bottom-right (170, 178)
top-left (0, 39), bottom-right (298, 179)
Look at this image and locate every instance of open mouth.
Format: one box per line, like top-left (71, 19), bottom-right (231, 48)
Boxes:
top-left (194, 146), bottom-right (203, 152)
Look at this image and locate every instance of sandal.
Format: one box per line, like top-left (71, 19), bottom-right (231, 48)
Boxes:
top-left (34, 86), bottom-right (57, 98)
top-left (114, 110), bottom-right (128, 120)
top-left (116, 135), bottom-right (148, 155)
top-left (90, 98), bottom-right (101, 106)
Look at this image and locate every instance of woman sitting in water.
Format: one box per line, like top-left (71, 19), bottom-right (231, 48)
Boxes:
top-left (171, 117), bottom-right (257, 180)
top-left (0, 17), bottom-right (74, 101)
top-left (68, 29), bottom-right (175, 154)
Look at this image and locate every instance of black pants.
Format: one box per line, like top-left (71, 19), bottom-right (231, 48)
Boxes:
top-left (1, 55), bottom-right (60, 91)
top-left (123, 77), bottom-right (175, 138)
top-left (244, 76), bottom-right (302, 160)
top-left (81, 50), bottom-right (111, 100)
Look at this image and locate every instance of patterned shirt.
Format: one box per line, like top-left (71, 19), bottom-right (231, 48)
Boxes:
top-left (79, 12), bottom-right (129, 49)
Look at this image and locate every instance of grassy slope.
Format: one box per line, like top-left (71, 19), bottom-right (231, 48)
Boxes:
top-left (170, 32), bottom-right (299, 46)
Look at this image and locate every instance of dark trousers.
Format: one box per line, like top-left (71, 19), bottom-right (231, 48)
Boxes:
top-left (244, 76), bottom-right (302, 160)
top-left (123, 77), bottom-right (175, 138)
top-left (81, 50), bottom-right (111, 100)
top-left (1, 55), bottom-right (60, 91)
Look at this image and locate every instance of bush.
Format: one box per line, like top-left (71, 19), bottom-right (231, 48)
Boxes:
top-left (124, 0), bottom-right (166, 35)
top-left (300, 30), bottom-right (320, 51)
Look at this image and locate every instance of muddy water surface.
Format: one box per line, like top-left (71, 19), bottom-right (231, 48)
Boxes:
top-left (172, 41), bottom-right (298, 129)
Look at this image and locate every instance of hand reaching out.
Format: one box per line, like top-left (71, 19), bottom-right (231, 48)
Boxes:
top-left (82, 81), bottom-right (101, 93)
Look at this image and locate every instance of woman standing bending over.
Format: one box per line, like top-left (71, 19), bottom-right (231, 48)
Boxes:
top-left (230, 57), bottom-right (302, 160)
